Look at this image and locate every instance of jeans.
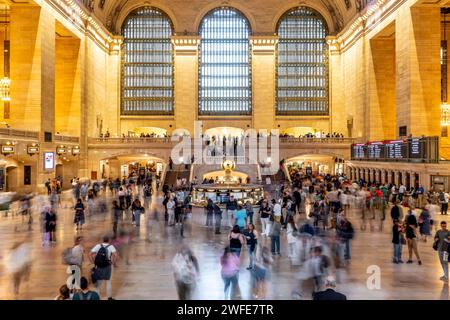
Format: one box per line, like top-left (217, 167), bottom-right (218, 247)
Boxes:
top-left (230, 247), bottom-right (241, 257)
top-left (247, 213), bottom-right (253, 224)
top-left (214, 215), bottom-right (221, 233)
top-left (206, 213), bottom-right (213, 227)
top-left (344, 239), bottom-right (351, 260)
top-left (442, 203), bottom-right (449, 215)
top-left (96, 279), bottom-right (112, 299)
top-left (393, 243), bottom-right (402, 262)
top-left (227, 210), bottom-right (236, 227)
top-left (271, 235), bottom-right (280, 254)
top-left (222, 274), bottom-right (239, 299)
top-left (134, 211), bottom-right (141, 227)
top-left (247, 245), bottom-right (256, 268)
top-left (439, 250), bottom-right (449, 279)
top-left (168, 209), bottom-right (175, 225)
top-left (261, 217), bottom-right (269, 235)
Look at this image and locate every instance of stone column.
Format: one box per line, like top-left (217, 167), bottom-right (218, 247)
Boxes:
top-left (11, 4), bottom-right (56, 189)
top-left (410, 172), bottom-right (416, 189)
top-left (381, 170), bottom-right (386, 184)
top-left (375, 169), bottom-right (380, 184)
top-left (394, 171), bottom-right (400, 186)
top-left (172, 36), bottom-right (201, 133)
top-left (401, 171), bottom-right (408, 187)
top-left (396, 6), bottom-right (441, 137)
top-left (250, 36), bottom-right (278, 131)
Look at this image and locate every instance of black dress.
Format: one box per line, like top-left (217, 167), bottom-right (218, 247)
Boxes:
top-left (45, 212), bottom-right (56, 232)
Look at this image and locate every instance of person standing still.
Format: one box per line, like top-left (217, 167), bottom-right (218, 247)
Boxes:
top-left (434, 221), bottom-right (450, 282)
top-left (226, 196), bottom-right (238, 228)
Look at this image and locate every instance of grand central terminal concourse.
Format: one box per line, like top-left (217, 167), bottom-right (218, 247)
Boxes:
top-left (0, 0), bottom-right (450, 303)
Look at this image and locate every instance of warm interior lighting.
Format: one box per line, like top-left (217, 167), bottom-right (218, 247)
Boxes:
top-left (0, 77), bottom-right (10, 101)
top-left (442, 103), bottom-right (450, 127)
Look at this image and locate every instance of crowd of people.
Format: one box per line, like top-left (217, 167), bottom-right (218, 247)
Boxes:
top-left (1, 165), bottom-right (450, 300)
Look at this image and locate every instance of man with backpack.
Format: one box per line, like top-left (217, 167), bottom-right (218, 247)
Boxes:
top-left (90, 236), bottom-right (118, 300)
top-left (72, 277), bottom-right (100, 300)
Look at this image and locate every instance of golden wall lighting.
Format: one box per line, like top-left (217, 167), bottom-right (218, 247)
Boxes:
top-left (0, 77), bottom-right (10, 101)
top-left (56, 145), bottom-right (66, 156)
top-left (442, 103), bottom-right (450, 127)
top-left (71, 145), bottom-right (80, 155)
top-left (27, 143), bottom-right (39, 156)
top-left (1, 141), bottom-right (14, 155)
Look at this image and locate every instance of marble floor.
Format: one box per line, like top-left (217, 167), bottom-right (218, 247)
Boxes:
top-left (0, 192), bottom-right (448, 300)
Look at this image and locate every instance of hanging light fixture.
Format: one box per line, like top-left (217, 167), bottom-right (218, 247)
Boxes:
top-left (0, 6), bottom-right (10, 104)
top-left (442, 103), bottom-right (450, 127)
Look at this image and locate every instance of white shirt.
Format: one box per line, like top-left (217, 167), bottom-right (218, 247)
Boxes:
top-left (91, 243), bottom-right (117, 259)
top-left (273, 203), bottom-right (281, 216)
top-left (399, 185), bottom-right (406, 194)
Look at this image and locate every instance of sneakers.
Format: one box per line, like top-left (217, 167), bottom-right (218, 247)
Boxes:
top-left (246, 266), bottom-right (253, 270)
top-left (398, 260), bottom-right (404, 263)
top-left (418, 260), bottom-right (422, 265)
top-left (406, 260), bottom-right (413, 264)
top-left (440, 276), bottom-right (449, 282)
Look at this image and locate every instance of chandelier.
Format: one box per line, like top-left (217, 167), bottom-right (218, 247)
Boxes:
top-left (0, 77), bottom-right (10, 101)
top-left (442, 103), bottom-right (450, 127)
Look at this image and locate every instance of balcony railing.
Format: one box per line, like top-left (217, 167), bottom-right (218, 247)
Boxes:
top-left (55, 135), bottom-right (80, 143)
top-left (0, 128), bottom-right (39, 139)
top-left (89, 136), bottom-right (355, 145)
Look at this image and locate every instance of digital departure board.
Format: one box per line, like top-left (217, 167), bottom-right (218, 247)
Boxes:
top-left (408, 138), bottom-right (423, 159)
top-left (352, 144), bottom-right (366, 159)
top-left (367, 142), bottom-right (384, 159)
top-left (351, 136), bottom-right (438, 163)
top-left (385, 140), bottom-right (407, 160)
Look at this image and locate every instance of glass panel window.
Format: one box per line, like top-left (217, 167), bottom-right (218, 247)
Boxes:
top-left (121, 7), bottom-right (174, 115)
top-left (276, 7), bottom-right (329, 115)
top-left (199, 8), bottom-right (251, 115)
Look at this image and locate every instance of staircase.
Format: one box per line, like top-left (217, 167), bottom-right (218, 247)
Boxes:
top-left (163, 165), bottom-right (191, 189)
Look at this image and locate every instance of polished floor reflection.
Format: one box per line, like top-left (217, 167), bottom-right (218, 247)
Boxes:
top-left (0, 193), bottom-right (448, 300)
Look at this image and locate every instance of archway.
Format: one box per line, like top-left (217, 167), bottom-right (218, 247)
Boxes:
top-left (202, 170), bottom-right (248, 184)
top-left (285, 154), bottom-right (346, 177)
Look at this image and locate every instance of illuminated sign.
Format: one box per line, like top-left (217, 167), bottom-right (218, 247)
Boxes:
top-left (44, 152), bottom-right (54, 170)
top-left (1, 145), bottom-right (14, 154)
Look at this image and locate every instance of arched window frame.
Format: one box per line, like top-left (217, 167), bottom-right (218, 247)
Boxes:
top-left (198, 7), bottom-right (252, 116)
top-left (121, 7), bottom-right (174, 115)
top-left (276, 7), bottom-right (329, 116)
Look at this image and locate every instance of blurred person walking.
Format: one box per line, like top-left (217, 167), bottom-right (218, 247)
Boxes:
top-left (220, 247), bottom-right (241, 300)
top-left (4, 241), bottom-right (32, 298)
top-left (270, 216), bottom-right (282, 256)
top-left (172, 246), bottom-right (199, 300)
top-left (74, 198), bottom-right (85, 231)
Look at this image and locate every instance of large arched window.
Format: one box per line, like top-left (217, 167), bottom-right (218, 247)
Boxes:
top-left (198, 8), bottom-right (251, 115)
top-left (276, 7), bottom-right (329, 115)
top-left (121, 7), bottom-right (174, 115)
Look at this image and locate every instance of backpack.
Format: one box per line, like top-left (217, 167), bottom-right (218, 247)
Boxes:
top-left (62, 247), bottom-right (78, 265)
top-left (94, 245), bottom-right (111, 268)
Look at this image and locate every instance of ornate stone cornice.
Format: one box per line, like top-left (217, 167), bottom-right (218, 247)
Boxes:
top-left (250, 35), bottom-right (278, 55)
top-left (46, 0), bottom-right (118, 53)
top-left (171, 35), bottom-right (200, 55)
top-left (333, 0), bottom-right (405, 53)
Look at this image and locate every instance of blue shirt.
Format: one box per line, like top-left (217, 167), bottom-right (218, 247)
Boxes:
top-left (235, 209), bottom-right (247, 228)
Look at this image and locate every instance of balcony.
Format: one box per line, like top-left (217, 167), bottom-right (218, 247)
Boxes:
top-left (0, 128), bottom-right (39, 140)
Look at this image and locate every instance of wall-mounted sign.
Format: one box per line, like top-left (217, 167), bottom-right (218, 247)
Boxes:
top-left (56, 145), bottom-right (66, 155)
top-left (44, 152), bottom-right (55, 170)
top-left (1, 145), bottom-right (14, 155)
top-left (72, 146), bottom-right (80, 155)
top-left (27, 144), bottom-right (39, 155)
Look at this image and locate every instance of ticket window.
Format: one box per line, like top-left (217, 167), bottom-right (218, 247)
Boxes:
top-left (432, 176), bottom-right (450, 192)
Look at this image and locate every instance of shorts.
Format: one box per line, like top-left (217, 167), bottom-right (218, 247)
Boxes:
top-left (94, 265), bottom-right (112, 281)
